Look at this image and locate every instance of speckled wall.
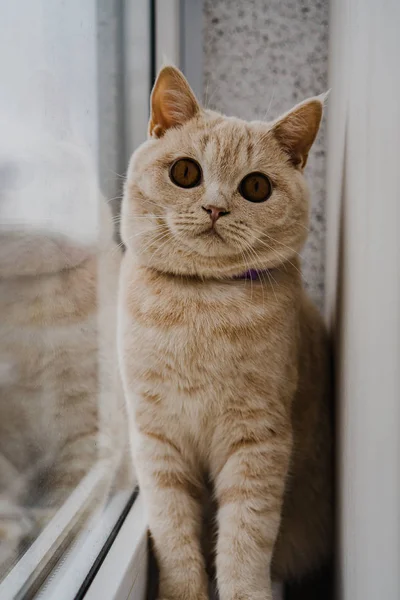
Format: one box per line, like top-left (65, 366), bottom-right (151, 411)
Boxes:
top-left (203, 0), bottom-right (329, 310)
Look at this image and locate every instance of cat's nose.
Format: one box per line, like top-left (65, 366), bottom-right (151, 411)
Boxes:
top-left (202, 205), bottom-right (230, 224)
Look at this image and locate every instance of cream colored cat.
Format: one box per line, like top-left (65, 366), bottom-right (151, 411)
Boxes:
top-left (118, 66), bottom-right (332, 600)
top-left (0, 118), bottom-right (129, 577)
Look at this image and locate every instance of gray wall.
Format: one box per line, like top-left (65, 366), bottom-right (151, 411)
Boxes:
top-left (203, 0), bottom-right (329, 310)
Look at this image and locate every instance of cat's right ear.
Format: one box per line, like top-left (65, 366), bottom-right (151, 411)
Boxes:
top-left (270, 95), bottom-right (325, 169)
top-left (149, 66), bottom-right (200, 138)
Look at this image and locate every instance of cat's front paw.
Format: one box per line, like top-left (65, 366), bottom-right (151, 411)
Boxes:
top-left (217, 588), bottom-right (273, 600)
top-left (157, 588), bottom-right (208, 600)
top-left (158, 574), bottom-right (209, 600)
top-left (157, 597), bottom-right (208, 600)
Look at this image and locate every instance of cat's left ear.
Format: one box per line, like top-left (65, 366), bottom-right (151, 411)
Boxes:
top-left (271, 94), bottom-right (326, 169)
top-left (149, 66), bottom-right (200, 138)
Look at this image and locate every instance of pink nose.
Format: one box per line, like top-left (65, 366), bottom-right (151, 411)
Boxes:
top-left (202, 205), bottom-right (230, 224)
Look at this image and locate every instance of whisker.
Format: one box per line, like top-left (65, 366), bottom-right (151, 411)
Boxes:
top-left (111, 240), bottom-right (125, 253)
top-left (258, 229), bottom-right (311, 266)
top-left (238, 248), bottom-right (251, 292)
top-left (146, 232), bottom-right (173, 263)
top-left (258, 270), bottom-right (268, 308)
top-left (263, 85), bottom-right (276, 121)
top-left (238, 252), bottom-right (247, 289)
top-left (252, 260), bottom-right (267, 308)
top-left (131, 226), bottom-right (165, 239)
top-left (138, 229), bottom-right (171, 256)
top-left (145, 198), bottom-right (167, 211)
top-left (250, 232), bottom-right (288, 263)
top-left (107, 169), bottom-right (127, 181)
top-left (204, 77), bottom-right (210, 109)
top-left (265, 269), bottom-right (278, 303)
top-left (240, 245), bottom-right (254, 302)
top-left (242, 237), bottom-right (280, 305)
top-left (124, 214), bottom-right (162, 220)
top-left (204, 82), bottom-right (218, 110)
top-left (242, 241), bottom-right (268, 307)
top-left (111, 226), bottom-right (166, 255)
top-left (105, 195), bottom-right (123, 205)
top-left (251, 229), bottom-right (309, 283)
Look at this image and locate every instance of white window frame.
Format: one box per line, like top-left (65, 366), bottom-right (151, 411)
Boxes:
top-left (81, 493), bottom-right (147, 600)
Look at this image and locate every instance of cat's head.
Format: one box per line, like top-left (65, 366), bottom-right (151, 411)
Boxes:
top-left (122, 65), bottom-right (324, 278)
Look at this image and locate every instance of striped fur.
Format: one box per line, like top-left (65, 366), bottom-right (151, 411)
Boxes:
top-left (118, 66), bottom-right (332, 600)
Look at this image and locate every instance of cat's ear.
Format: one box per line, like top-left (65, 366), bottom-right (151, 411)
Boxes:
top-left (149, 66), bottom-right (200, 138)
top-left (271, 94), bottom-right (326, 169)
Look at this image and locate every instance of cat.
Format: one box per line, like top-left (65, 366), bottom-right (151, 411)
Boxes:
top-left (118, 65), bottom-right (332, 600)
top-left (0, 115), bottom-right (130, 578)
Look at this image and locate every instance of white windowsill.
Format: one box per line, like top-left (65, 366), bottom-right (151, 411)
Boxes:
top-left (36, 490), bottom-right (136, 600)
top-left (84, 493), bottom-right (147, 600)
top-left (0, 463), bottom-right (109, 600)
top-left (0, 463), bottom-right (145, 600)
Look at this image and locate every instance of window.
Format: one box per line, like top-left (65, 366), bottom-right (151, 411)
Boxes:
top-left (0, 1), bottom-right (148, 597)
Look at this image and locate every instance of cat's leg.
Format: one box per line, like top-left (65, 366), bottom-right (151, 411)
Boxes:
top-left (135, 432), bottom-right (208, 600)
top-left (212, 426), bottom-right (292, 600)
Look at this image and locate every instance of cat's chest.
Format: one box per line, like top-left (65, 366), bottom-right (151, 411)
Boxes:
top-left (120, 260), bottom-right (299, 463)
top-left (120, 263), bottom-right (285, 401)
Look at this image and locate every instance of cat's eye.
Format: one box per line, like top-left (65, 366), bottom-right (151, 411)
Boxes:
top-left (239, 172), bottom-right (272, 203)
top-left (169, 158), bottom-right (202, 189)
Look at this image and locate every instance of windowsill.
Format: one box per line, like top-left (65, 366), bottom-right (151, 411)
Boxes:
top-left (0, 464), bottom-right (108, 599)
top-left (84, 493), bottom-right (147, 600)
top-left (0, 464), bottom-right (144, 600)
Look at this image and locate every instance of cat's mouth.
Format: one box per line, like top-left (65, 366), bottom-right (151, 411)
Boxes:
top-left (173, 223), bottom-right (234, 258)
top-left (166, 214), bottom-right (237, 258)
top-left (198, 227), bottom-right (225, 242)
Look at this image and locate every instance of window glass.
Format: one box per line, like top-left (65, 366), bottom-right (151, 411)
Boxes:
top-left (0, 1), bottom-right (141, 593)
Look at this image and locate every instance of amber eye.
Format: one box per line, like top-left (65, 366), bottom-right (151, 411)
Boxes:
top-left (169, 158), bottom-right (202, 189)
top-left (239, 172), bottom-right (272, 203)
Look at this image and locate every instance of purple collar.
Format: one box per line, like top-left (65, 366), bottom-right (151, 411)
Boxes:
top-left (236, 269), bottom-right (269, 281)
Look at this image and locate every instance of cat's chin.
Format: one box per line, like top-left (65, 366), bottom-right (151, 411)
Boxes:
top-left (143, 250), bottom-right (254, 280)
top-left (176, 230), bottom-right (236, 259)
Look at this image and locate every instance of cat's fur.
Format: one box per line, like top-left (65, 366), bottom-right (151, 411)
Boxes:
top-left (0, 117), bottom-right (128, 577)
top-left (118, 66), bottom-right (332, 600)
